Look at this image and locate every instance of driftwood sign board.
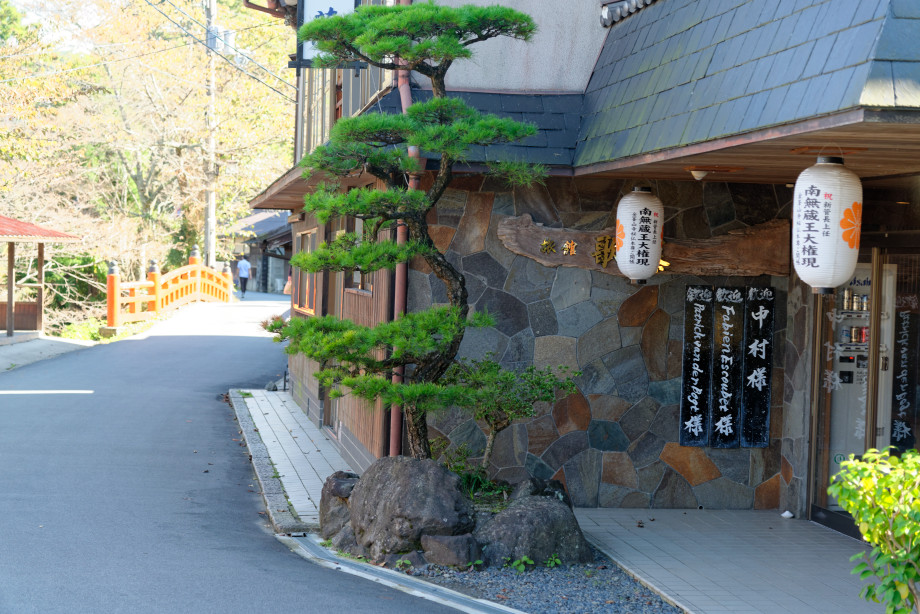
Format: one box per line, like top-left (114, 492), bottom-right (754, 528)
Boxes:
top-left (891, 294), bottom-right (920, 452)
top-left (679, 285), bottom-right (775, 448)
top-left (497, 215), bottom-right (790, 277)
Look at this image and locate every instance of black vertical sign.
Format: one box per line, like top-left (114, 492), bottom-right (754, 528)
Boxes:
top-left (711, 287), bottom-right (744, 448)
top-left (740, 287), bottom-right (775, 448)
top-left (679, 285), bottom-right (713, 447)
top-left (891, 295), bottom-right (919, 452)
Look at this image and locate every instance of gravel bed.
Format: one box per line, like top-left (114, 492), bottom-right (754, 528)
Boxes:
top-left (409, 547), bottom-right (682, 614)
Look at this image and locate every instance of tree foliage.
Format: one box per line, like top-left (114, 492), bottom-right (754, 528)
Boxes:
top-left (828, 448), bottom-right (920, 614)
top-left (280, 2), bottom-right (541, 459)
top-left (442, 357), bottom-right (578, 469)
top-left (0, 0), bottom-right (292, 328)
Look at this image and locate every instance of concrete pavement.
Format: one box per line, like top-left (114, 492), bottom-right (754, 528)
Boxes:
top-left (0, 292), bottom-right (458, 614)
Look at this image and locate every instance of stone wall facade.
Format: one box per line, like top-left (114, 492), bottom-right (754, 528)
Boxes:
top-left (411, 175), bottom-right (796, 509)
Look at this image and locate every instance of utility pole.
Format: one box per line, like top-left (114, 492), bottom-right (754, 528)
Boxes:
top-left (204, 0), bottom-right (218, 268)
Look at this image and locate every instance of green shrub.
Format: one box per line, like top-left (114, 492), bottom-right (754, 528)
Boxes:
top-left (828, 448), bottom-right (920, 614)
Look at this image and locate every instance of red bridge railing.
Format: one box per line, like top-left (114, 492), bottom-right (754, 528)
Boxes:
top-left (105, 248), bottom-right (233, 328)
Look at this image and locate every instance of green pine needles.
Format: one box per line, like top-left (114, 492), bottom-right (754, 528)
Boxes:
top-left (287, 3), bottom-right (543, 459)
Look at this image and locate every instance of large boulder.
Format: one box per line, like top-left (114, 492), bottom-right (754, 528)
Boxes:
top-left (474, 496), bottom-right (593, 566)
top-left (422, 534), bottom-right (482, 567)
top-left (348, 456), bottom-right (475, 561)
top-left (319, 470), bottom-right (360, 540)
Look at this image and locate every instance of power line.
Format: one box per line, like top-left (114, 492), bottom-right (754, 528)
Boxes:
top-left (141, 0), bottom-right (295, 102)
top-left (153, 0), bottom-right (295, 91)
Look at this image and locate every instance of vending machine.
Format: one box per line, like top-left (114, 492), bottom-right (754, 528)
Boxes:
top-left (825, 264), bottom-right (895, 509)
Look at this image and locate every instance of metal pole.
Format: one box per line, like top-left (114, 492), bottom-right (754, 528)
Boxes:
top-left (294, 66), bottom-right (305, 164)
top-left (204, 0), bottom-right (218, 268)
top-left (6, 241), bottom-right (13, 336)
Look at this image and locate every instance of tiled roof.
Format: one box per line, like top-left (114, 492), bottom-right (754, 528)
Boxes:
top-left (576, 0), bottom-right (919, 168)
top-left (375, 88), bottom-right (583, 167)
top-left (0, 215), bottom-right (80, 243)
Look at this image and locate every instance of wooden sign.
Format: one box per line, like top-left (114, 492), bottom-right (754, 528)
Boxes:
top-left (497, 215), bottom-right (790, 277)
top-left (891, 294), bottom-right (919, 452)
top-left (711, 287), bottom-right (745, 448)
top-left (740, 287), bottom-right (775, 448)
top-left (679, 285), bottom-right (713, 447)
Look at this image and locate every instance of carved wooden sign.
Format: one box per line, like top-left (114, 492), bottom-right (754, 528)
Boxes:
top-left (679, 285), bottom-right (714, 447)
top-left (680, 285), bottom-right (776, 449)
top-left (497, 215), bottom-right (790, 277)
top-left (740, 287), bottom-right (775, 448)
top-left (891, 294), bottom-right (919, 452)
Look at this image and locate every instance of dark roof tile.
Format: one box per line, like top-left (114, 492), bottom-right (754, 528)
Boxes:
top-left (577, 0), bottom-right (905, 168)
top-left (500, 95), bottom-right (543, 113)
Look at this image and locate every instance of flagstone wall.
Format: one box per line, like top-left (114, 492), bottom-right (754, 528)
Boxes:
top-left (411, 174), bottom-right (797, 509)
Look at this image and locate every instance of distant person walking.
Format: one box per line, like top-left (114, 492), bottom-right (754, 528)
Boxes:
top-left (236, 256), bottom-right (251, 298)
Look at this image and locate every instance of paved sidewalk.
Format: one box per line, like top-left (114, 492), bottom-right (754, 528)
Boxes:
top-left (0, 334), bottom-right (94, 371)
top-left (577, 508), bottom-right (881, 614)
top-left (236, 389), bottom-right (351, 525)
top-left (234, 390), bottom-right (884, 614)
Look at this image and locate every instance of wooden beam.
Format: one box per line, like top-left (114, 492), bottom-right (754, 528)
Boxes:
top-left (497, 215), bottom-right (790, 277)
top-left (6, 241), bottom-right (13, 336)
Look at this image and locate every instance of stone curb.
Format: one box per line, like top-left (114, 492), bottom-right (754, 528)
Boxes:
top-left (582, 533), bottom-right (692, 613)
top-left (228, 390), bottom-right (314, 535)
top-left (282, 534), bottom-right (528, 614)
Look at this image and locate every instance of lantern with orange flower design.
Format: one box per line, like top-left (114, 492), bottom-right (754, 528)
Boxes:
top-left (615, 186), bottom-right (664, 283)
top-left (792, 157), bottom-right (863, 294)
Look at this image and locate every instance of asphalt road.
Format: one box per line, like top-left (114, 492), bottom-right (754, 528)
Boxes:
top-left (0, 294), bottom-right (457, 614)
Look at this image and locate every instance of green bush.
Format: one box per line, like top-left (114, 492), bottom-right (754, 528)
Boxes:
top-left (828, 448), bottom-right (920, 614)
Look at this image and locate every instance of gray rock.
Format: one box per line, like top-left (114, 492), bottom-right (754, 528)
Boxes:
top-left (527, 299), bottom-right (558, 337)
top-left (574, 358), bottom-right (618, 395)
top-left (576, 317), bottom-right (622, 367)
top-left (476, 287), bottom-right (530, 336)
top-left (330, 523), bottom-right (366, 559)
top-left (603, 345), bottom-right (649, 403)
top-left (511, 477), bottom-right (572, 508)
top-left (694, 477), bottom-right (754, 509)
top-left (551, 267), bottom-right (592, 311)
top-left (383, 550), bottom-right (428, 570)
top-left (587, 420), bottom-right (630, 452)
top-left (648, 379), bottom-right (682, 406)
top-left (524, 453), bottom-right (556, 481)
top-left (619, 397), bottom-right (660, 441)
top-left (319, 471), bottom-right (360, 540)
top-left (474, 496), bottom-right (593, 566)
top-left (563, 448), bottom-right (603, 506)
top-left (462, 251), bottom-right (509, 289)
top-left (652, 468), bottom-right (698, 508)
top-left (556, 301), bottom-right (603, 338)
top-left (449, 419), bottom-right (487, 457)
top-left (422, 534), bottom-right (482, 567)
top-left (407, 269), bottom-right (433, 311)
top-left (541, 430), bottom-right (589, 471)
top-left (628, 431), bottom-right (666, 468)
top-left (502, 329), bottom-right (534, 364)
top-left (456, 327), bottom-right (509, 362)
top-left (503, 256), bottom-right (554, 303)
top-left (348, 457), bottom-right (475, 561)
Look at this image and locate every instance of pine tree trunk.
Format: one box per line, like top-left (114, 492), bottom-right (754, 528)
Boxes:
top-left (481, 430), bottom-right (497, 470)
top-left (404, 404), bottom-right (431, 459)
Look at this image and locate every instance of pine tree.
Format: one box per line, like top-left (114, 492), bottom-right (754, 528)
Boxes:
top-left (278, 2), bottom-right (543, 459)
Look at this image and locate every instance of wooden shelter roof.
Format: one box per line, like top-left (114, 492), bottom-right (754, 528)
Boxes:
top-left (0, 216), bottom-right (80, 243)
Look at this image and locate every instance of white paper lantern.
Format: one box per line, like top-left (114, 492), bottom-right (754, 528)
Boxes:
top-left (792, 156), bottom-right (863, 293)
top-left (615, 187), bottom-right (664, 283)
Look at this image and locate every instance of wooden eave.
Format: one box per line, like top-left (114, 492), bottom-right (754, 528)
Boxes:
top-left (249, 165), bottom-right (381, 211)
top-left (575, 108), bottom-right (920, 190)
